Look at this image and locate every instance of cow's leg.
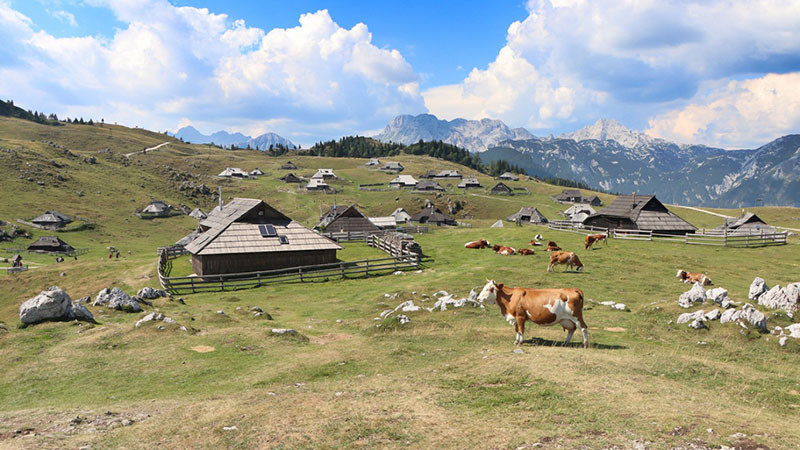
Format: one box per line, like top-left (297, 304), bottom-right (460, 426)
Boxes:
top-left (515, 315), bottom-right (526, 345)
top-left (546, 263), bottom-right (552, 272)
top-left (575, 314), bottom-right (589, 349)
top-left (561, 319), bottom-right (576, 346)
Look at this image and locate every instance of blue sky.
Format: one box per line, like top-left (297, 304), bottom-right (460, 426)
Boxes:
top-left (2, 0), bottom-right (800, 148)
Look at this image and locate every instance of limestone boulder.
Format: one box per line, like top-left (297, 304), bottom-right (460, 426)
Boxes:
top-left (137, 287), bottom-right (168, 300)
top-left (678, 310), bottom-right (705, 324)
top-left (758, 284), bottom-right (799, 316)
top-left (748, 277), bottom-right (769, 301)
top-left (706, 288), bottom-right (729, 306)
top-left (19, 286), bottom-right (72, 324)
top-left (678, 283), bottom-right (706, 308)
top-left (94, 288), bottom-right (142, 313)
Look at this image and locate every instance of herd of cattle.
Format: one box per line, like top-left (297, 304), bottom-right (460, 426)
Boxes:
top-left (463, 233), bottom-right (609, 273)
top-left (465, 232), bottom-right (710, 347)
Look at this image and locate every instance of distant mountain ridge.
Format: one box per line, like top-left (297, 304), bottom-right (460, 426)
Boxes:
top-left (170, 126), bottom-right (294, 150)
top-left (374, 114), bottom-right (535, 152)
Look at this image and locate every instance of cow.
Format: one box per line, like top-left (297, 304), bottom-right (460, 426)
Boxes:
top-left (534, 234), bottom-right (544, 241)
top-left (517, 248), bottom-right (535, 255)
top-left (477, 279), bottom-right (589, 347)
top-left (546, 241), bottom-right (561, 252)
top-left (464, 239), bottom-right (491, 249)
top-left (676, 269), bottom-right (712, 286)
top-left (547, 251), bottom-right (584, 272)
top-left (492, 244), bottom-right (516, 255)
top-left (530, 240), bottom-right (543, 247)
top-left (584, 233), bottom-right (608, 250)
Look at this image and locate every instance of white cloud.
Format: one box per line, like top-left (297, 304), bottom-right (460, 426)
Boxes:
top-left (0, 1), bottom-right (425, 144)
top-left (647, 73), bottom-right (800, 148)
top-left (425, 0), bottom-right (800, 143)
top-left (51, 10), bottom-right (77, 27)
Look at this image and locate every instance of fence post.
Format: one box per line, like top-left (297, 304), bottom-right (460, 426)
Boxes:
top-left (365, 259), bottom-right (369, 276)
top-left (191, 277), bottom-right (195, 294)
top-left (340, 262), bottom-right (345, 278)
top-left (724, 232), bottom-right (728, 247)
top-left (299, 267), bottom-right (303, 282)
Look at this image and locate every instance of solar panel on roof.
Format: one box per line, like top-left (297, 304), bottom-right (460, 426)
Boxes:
top-left (258, 224), bottom-right (278, 237)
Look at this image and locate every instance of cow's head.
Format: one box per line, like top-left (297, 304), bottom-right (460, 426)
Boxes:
top-left (492, 244), bottom-right (501, 252)
top-left (481, 239), bottom-right (490, 248)
top-left (676, 269), bottom-right (686, 279)
top-left (477, 279), bottom-right (502, 304)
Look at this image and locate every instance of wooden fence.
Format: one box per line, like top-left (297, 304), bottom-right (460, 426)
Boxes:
top-left (547, 223), bottom-right (787, 247)
top-left (6, 265), bottom-right (28, 274)
top-left (320, 226), bottom-right (428, 242)
top-left (157, 234), bottom-right (421, 295)
top-left (547, 221), bottom-right (609, 235)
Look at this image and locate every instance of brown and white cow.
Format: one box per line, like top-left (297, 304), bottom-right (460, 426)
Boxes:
top-left (464, 239), bottom-right (491, 249)
top-left (517, 248), bottom-right (535, 255)
top-left (492, 244), bottom-right (516, 255)
top-left (676, 269), bottom-right (712, 286)
top-left (477, 280), bottom-right (589, 347)
top-left (545, 241), bottom-right (561, 252)
top-left (547, 251), bottom-right (584, 272)
top-left (584, 233), bottom-right (607, 250)
top-left (530, 240), bottom-right (543, 247)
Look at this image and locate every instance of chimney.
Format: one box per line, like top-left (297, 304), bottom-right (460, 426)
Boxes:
top-left (218, 186), bottom-right (222, 211)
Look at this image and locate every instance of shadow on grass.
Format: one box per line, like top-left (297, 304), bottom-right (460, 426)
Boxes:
top-left (522, 336), bottom-right (626, 350)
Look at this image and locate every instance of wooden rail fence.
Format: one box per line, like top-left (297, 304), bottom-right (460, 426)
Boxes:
top-left (157, 234), bottom-right (421, 295)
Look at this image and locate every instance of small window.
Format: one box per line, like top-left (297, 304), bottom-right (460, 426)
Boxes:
top-left (279, 235), bottom-right (289, 244)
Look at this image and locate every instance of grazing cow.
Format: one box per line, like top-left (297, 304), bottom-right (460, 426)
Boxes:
top-left (517, 248), bottom-right (535, 255)
top-left (584, 233), bottom-right (608, 250)
top-left (477, 279), bottom-right (589, 347)
top-left (492, 244), bottom-right (516, 255)
top-left (676, 269), bottom-right (712, 286)
top-left (547, 251), bottom-right (584, 272)
top-left (546, 241), bottom-right (561, 252)
top-left (530, 240), bottom-right (543, 247)
top-left (464, 239), bottom-right (491, 249)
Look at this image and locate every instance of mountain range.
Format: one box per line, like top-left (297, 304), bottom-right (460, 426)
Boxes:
top-left (170, 126), bottom-right (294, 150)
top-left (375, 114), bottom-right (799, 207)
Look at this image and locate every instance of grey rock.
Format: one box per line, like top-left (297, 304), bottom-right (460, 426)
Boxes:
top-left (758, 284), bottom-right (799, 316)
top-left (20, 286), bottom-right (73, 324)
top-left (512, 348), bottom-right (525, 354)
top-left (720, 308), bottom-right (740, 324)
top-left (689, 318), bottom-right (706, 329)
top-left (94, 288), bottom-right (142, 313)
top-left (748, 277), bottom-right (768, 300)
top-left (397, 314), bottom-right (410, 325)
top-left (69, 302), bottom-right (95, 323)
top-left (677, 310), bottom-right (705, 324)
top-left (678, 283), bottom-right (706, 308)
top-left (785, 323), bottom-right (800, 338)
top-left (704, 309), bottom-right (721, 321)
top-left (705, 287), bottom-right (728, 305)
top-left (779, 336), bottom-right (788, 346)
top-left (740, 303), bottom-right (767, 331)
top-left (270, 328), bottom-right (298, 336)
top-left (137, 287), bottom-right (167, 300)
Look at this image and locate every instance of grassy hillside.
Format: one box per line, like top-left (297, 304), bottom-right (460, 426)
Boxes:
top-left (1, 116), bottom-right (800, 448)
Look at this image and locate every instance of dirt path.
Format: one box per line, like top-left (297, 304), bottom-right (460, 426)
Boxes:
top-left (125, 142), bottom-right (170, 158)
top-left (670, 205), bottom-right (732, 218)
top-left (468, 193), bottom-right (512, 202)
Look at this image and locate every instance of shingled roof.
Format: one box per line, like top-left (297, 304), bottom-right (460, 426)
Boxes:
top-left (32, 210), bottom-right (72, 226)
top-left (585, 195), bottom-right (695, 232)
top-left (507, 207), bottom-right (548, 224)
top-left (715, 212), bottom-right (776, 233)
top-left (185, 198), bottom-right (341, 256)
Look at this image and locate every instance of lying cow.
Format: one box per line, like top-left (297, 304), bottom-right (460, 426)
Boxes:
top-left (492, 244), bottom-right (516, 255)
top-left (547, 251), bottom-right (584, 272)
top-left (530, 240), bottom-right (543, 247)
top-left (534, 234), bottom-right (544, 241)
top-left (585, 233), bottom-right (607, 250)
top-left (464, 239), bottom-right (491, 249)
top-left (477, 279), bottom-right (589, 347)
top-left (517, 248), bottom-right (535, 255)
top-left (676, 269), bottom-right (712, 286)
top-left (546, 241), bottom-right (561, 252)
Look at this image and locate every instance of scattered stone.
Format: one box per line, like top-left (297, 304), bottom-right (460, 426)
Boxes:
top-left (250, 306), bottom-right (263, 313)
top-left (706, 287), bottom-right (729, 305)
top-left (688, 318), bottom-right (706, 329)
top-left (216, 310), bottom-right (225, 315)
top-left (59, 272), bottom-right (66, 277)
top-left (704, 308), bottom-right (721, 321)
top-left (677, 310), bottom-right (705, 324)
top-left (721, 303), bottom-right (767, 332)
top-left (135, 312), bottom-right (180, 328)
top-left (786, 323), bottom-right (800, 338)
top-left (137, 287), bottom-right (168, 300)
top-left (758, 283), bottom-right (799, 317)
top-left (270, 328), bottom-right (298, 336)
top-left (93, 287), bottom-right (142, 313)
top-left (222, 425), bottom-right (237, 431)
top-left (748, 277), bottom-right (769, 301)
top-left (779, 336), bottom-right (789, 347)
top-left (512, 348), bottom-right (524, 354)
top-left (19, 286), bottom-right (96, 324)
top-left (335, 319), bottom-right (342, 323)
top-left (678, 283), bottom-right (706, 308)
top-left (393, 270), bottom-right (404, 275)
top-left (0, 322), bottom-right (7, 334)
top-left (397, 315), bottom-right (410, 325)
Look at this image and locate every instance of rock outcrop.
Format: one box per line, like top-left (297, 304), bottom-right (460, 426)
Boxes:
top-left (678, 283), bottom-right (706, 308)
top-left (93, 287), bottom-right (142, 313)
top-left (19, 286), bottom-right (96, 324)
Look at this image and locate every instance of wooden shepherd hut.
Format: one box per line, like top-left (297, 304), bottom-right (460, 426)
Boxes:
top-left (715, 212), bottom-right (776, 234)
top-left (280, 161), bottom-right (298, 170)
top-left (507, 207), bottom-right (548, 224)
top-left (27, 236), bottom-right (74, 254)
top-left (315, 204), bottom-right (380, 234)
top-left (490, 182), bottom-right (514, 195)
top-left (410, 206), bottom-right (457, 226)
top-left (184, 198), bottom-right (341, 276)
top-left (583, 194), bottom-right (695, 235)
top-left (32, 211), bottom-right (72, 229)
top-left (279, 173), bottom-right (301, 183)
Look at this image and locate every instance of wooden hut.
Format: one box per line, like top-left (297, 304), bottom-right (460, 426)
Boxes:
top-left (380, 162), bottom-right (405, 173)
top-left (312, 169), bottom-right (337, 179)
top-left (141, 200), bottom-right (173, 217)
top-left (583, 194), bottom-right (695, 235)
top-left (32, 211), bottom-right (72, 229)
top-left (184, 198), bottom-right (341, 276)
top-left (389, 175), bottom-right (418, 188)
top-left (27, 236), bottom-right (74, 254)
top-left (715, 212), bottom-right (776, 234)
top-left (392, 208), bottom-right (412, 224)
top-left (410, 206), bottom-right (456, 226)
top-left (280, 161), bottom-right (298, 170)
top-left (554, 189), bottom-right (583, 203)
top-left (419, 170), bottom-right (437, 179)
top-left (583, 195), bottom-right (603, 206)
top-left (416, 180), bottom-right (445, 191)
top-left (457, 177), bottom-right (482, 189)
top-left (249, 168), bottom-right (265, 176)
top-left (497, 172), bottom-right (519, 181)
top-left (217, 167), bottom-right (249, 178)
top-left (435, 169), bottom-right (462, 179)
top-left (315, 204), bottom-right (380, 234)
top-left (368, 216), bottom-right (397, 230)
top-left (507, 207), bottom-right (548, 224)
top-left (490, 182), bottom-right (513, 195)
top-left (365, 158), bottom-right (381, 167)
top-left (189, 208), bottom-right (207, 220)
top-left (279, 173), bottom-right (301, 183)
top-left (306, 178), bottom-right (331, 191)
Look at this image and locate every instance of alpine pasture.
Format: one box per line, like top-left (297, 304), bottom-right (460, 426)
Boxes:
top-left (1, 116), bottom-right (800, 449)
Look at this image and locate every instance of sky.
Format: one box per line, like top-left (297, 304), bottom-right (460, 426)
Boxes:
top-left (2, 0), bottom-right (800, 149)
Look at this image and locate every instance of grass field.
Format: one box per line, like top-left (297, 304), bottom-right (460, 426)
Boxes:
top-left (1, 117), bottom-right (800, 449)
